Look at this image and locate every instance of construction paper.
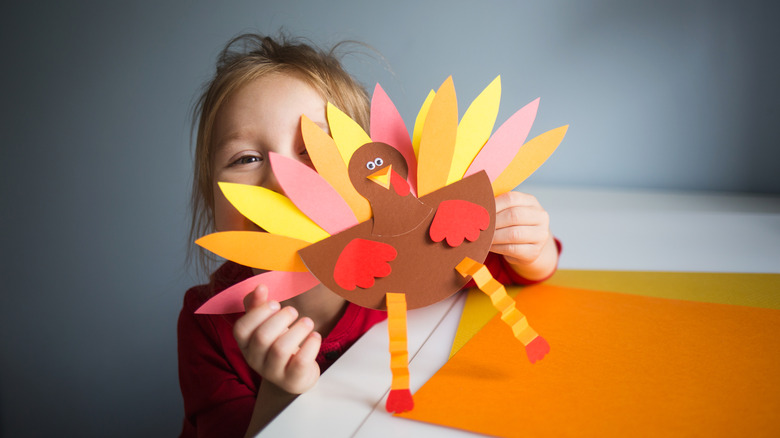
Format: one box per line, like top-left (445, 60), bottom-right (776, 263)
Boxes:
top-left (269, 152), bottom-right (358, 235)
top-left (333, 238), bottom-right (397, 290)
top-left (370, 84), bottom-right (417, 195)
top-left (195, 270), bottom-right (320, 314)
top-left (491, 125), bottom-right (568, 196)
top-left (218, 182), bottom-right (328, 243)
top-left (417, 77), bottom-right (457, 197)
top-left (195, 77), bottom-right (567, 415)
top-left (400, 284), bottom-right (780, 437)
top-left (347, 142), bottom-right (426, 236)
top-left (429, 200), bottom-right (490, 247)
top-left (465, 97), bottom-right (540, 182)
top-left (546, 270), bottom-right (780, 309)
top-left (456, 259), bottom-right (537, 345)
top-left (299, 172), bottom-right (496, 310)
top-left (447, 76), bottom-right (501, 184)
top-left (195, 231), bottom-right (309, 272)
top-left (386, 292), bottom-right (414, 413)
top-left (301, 115), bottom-right (371, 223)
top-left (326, 102), bottom-right (372, 167)
top-left (450, 286), bottom-right (521, 357)
top-left (411, 90), bottom-right (435, 157)
top-left (451, 270), bottom-right (780, 357)
top-left (389, 170), bottom-right (410, 197)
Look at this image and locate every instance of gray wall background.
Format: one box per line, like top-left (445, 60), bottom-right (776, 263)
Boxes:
top-left (1, 0), bottom-right (778, 436)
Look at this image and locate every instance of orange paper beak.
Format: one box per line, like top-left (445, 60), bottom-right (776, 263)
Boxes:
top-left (367, 165), bottom-right (393, 190)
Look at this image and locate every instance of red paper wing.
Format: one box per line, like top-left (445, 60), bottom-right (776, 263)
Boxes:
top-left (429, 199), bottom-right (490, 247)
top-left (333, 238), bottom-right (397, 290)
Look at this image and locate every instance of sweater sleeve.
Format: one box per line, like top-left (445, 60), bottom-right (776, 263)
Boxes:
top-left (177, 288), bottom-right (258, 438)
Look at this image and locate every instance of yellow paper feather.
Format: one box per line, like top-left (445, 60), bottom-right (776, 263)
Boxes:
top-left (447, 76), bottom-right (501, 184)
top-left (412, 90), bottom-right (436, 157)
top-left (327, 103), bottom-right (372, 167)
top-left (218, 182), bottom-right (329, 242)
top-left (492, 125), bottom-right (569, 196)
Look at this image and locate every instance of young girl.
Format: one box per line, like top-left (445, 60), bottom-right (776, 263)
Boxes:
top-left (178, 33), bottom-right (560, 438)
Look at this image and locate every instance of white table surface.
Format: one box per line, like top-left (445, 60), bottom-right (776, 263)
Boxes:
top-left (259, 185), bottom-right (780, 437)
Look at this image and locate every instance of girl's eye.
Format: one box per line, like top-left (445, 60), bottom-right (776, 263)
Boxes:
top-left (231, 155), bottom-right (262, 166)
top-left (366, 161), bottom-right (376, 170)
top-left (374, 158), bottom-right (383, 167)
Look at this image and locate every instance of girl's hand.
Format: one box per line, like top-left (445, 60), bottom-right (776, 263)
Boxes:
top-left (233, 285), bottom-right (322, 394)
top-left (491, 191), bottom-right (558, 280)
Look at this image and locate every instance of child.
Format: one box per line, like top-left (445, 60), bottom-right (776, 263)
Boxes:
top-left (177, 33), bottom-right (560, 438)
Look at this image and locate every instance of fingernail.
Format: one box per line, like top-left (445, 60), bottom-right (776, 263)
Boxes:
top-left (301, 317), bottom-right (313, 328)
top-left (268, 300), bottom-right (280, 311)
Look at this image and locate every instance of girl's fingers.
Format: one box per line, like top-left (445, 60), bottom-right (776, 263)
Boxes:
top-left (294, 331), bottom-right (322, 366)
top-left (233, 299), bottom-right (281, 349)
top-left (494, 206), bottom-right (548, 230)
top-left (491, 242), bottom-right (544, 264)
top-left (246, 306), bottom-right (299, 360)
top-left (263, 316), bottom-right (315, 375)
top-left (284, 332), bottom-right (322, 393)
top-left (494, 191), bottom-right (541, 212)
top-left (492, 224), bottom-right (548, 246)
top-left (243, 284), bottom-right (270, 311)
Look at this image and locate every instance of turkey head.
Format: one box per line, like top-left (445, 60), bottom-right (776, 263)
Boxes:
top-left (348, 142), bottom-right (431, 237)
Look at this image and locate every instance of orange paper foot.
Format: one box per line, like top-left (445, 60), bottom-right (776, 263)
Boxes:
top-left (525, 335), bottom-right (550, 363)
top-left (386, 389), bottom-right (414, 413)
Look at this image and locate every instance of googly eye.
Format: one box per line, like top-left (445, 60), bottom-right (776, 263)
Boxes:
top-left (374, 158), bottom-right (383, 167)
top-left (366, 161), bottom-right (376, 170)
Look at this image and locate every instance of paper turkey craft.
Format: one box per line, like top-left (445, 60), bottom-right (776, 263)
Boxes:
top-left (195, 76), bottom-right (568, 413)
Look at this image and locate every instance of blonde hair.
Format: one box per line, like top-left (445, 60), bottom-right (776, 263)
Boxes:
top-left (189, 33), bottom-right (370, 274)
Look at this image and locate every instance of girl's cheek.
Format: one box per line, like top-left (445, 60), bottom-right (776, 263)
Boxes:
top-left (213, 193), bottom-right (263, 233)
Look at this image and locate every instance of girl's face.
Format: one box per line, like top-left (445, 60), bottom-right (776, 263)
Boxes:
top-left (211, 73), bottom-right (328, 232)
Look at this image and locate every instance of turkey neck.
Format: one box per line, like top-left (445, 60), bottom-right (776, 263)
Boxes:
top-left (368, 191), bottom-right (432, 237)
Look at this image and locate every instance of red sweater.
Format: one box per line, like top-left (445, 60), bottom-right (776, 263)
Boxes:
top-left (177, 251), bottom-right (555, 437)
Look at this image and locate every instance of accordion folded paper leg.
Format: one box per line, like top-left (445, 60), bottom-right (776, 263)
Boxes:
top-left (386, 292), bottom-right (414, 413)
top-left (195, 271), bottom-right (320, 315)
top-left (456, 257), bottom-right (549, 363)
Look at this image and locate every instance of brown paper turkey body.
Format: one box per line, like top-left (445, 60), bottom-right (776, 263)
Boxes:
top-left (299, 142), bottom-right (495, 311)
top-left (194, 76), bottom-right (568, 413)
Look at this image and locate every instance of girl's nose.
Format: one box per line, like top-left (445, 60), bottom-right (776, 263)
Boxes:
top-left (263, 149), bottom-right (311, 194)
top-left (263, 170), bottom-right (284, 194)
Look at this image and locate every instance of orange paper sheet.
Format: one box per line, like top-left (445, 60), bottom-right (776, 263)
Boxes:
top-left (451, 271), bottom-right (780, 357)
top-left (399, 284), bottom-right (780, 437)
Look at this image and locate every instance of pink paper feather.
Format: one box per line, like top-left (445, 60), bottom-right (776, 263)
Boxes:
top-left (195, 271), bottom-right (320, 314)
top-left (371, 84), bottom-right (418, 195)
top-left (465, 98), bottom-right (540, 182)
top-left (270, 152), bottom-right (359, 234)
